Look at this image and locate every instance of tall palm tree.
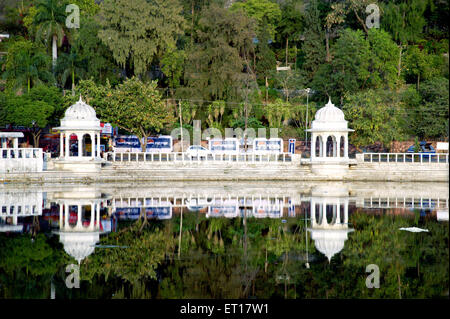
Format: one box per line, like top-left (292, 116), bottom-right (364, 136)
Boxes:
top-left (34, 0), bottom-right (67, 71)
top-left (56, 48), bottom-right (87, 95)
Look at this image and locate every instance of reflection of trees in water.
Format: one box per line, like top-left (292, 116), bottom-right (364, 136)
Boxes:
top-left (0, 210), bottom-right (448, 299)
top-left (0, 233), bottom-right (70, 298)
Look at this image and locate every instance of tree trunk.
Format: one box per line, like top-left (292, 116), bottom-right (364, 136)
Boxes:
top-left (417, 73), bottom-right (420, 91)
top-left (27, 77), bottom-right (30, 93)
top-left (285, 37), bottom-right (289, 66)
top-left (265, 76), bottom-right (268, 104)
top-left (397, 44), bottom-right (403, 78)
top-left (353, 9), bottom-right (369, 35)
top-left (52, 35), bottom-right (57, 71)
top-left (191, 1), bottom-right (194, 45)
top-left (325, 29), bottom-right (331, 62)
top-left (32, 129), bottom-right (42, 148)
top-left (140, 135), bottom-right (148, 152)
top-left (72, 69), bottom-right (75, 96)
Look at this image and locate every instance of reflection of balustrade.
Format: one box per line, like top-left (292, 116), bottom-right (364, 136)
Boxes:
top-left (363, 196), bottom-right (449, 210)
top-left (0, 148), bottom-right (43, 172)
top-left (0, 191), bottom-right (43, 232)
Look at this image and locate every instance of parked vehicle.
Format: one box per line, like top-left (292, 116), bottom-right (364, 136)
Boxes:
top-left (406, 141), bottom-right (436, 160)
top-left (185, 145), bottom-right (211, 159)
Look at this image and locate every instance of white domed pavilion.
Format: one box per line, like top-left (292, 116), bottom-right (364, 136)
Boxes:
top-left (305, 98), bottom-right (354, 176)
top-left (53, 96), bottom-right (103, 172)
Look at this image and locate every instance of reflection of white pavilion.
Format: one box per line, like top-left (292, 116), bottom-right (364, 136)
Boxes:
top-left (305, 98), bottom-right (354, 177)
top-left (53, 189), bottom-right (110, 264)
top-left (53, 96), bottom-right (103, 172)
top-left (307, 185), bottom-right (354, 262)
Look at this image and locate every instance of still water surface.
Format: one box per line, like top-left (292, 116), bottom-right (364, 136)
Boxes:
top-left (0, 181), bottom-right (448, 299)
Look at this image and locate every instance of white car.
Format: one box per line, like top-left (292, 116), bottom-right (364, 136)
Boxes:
top-left (185, 145), bottom-right (211, 159)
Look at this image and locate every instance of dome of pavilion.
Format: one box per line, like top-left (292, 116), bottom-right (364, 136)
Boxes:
top-left (308, 228), bottom-right (354, 262)
top-left (58, 96), bottom-right (101, 130)
top-left (309, 98), bottom-right (352, 131)
top-left (58, 231), bottom-right (100, 265)
top-left (315, 98), bottom-right (345, 122)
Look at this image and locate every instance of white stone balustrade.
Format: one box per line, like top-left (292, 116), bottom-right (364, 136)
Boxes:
top-left (357, 152), bottom-right (449, 164)
top-left (0, 148), bottom-right (43, 172)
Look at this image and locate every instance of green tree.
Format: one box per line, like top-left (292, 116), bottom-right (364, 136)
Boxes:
top-left (184, 4), bottom-right (256, 102)
top-left (33, 0), bottom-right (68, 70)
top-left (97, 0), bottom-right (185, 78)
top-left (161, 48), bottom-right (186, 96)
top-left (55, 48), bottom-right (87, 95)
top-left (407, 77), bottom-right (449, 139)
top-left (230, 0), bottom-right (282, 40)
top-left (312, 29), bottom-right (370, 103)
top-left (272, 68), bottom-right (305, 102)
top-left (367, 29), bottom-right (400, 89)
top-left (404, 46), bottom-right (434, 90)
top-left (2, 39), bottom-right (53, 93)
top-left (72, 16), bottom-right (119, 85)
top-left (276, 0), bottom-right (304, 66)
top-left (302, 0), bottom-right (325, 82)
top-left (342, 89), bottom-right (406, 148)
top-left (0, 88), bottom-right (56, 146)
top-left (100, 77), bottom-right (175, 152)
top-left (381, 0), bottom-right (427, 79)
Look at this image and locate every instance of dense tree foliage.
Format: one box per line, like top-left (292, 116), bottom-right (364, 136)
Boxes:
top-left (0, 0), bottom-right (448, 147)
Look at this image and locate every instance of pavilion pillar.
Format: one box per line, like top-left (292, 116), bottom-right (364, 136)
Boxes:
top-left (59, 203), bottom-right (63, 228)
top-left (89, 133), bottom-right (95, 159)
top-left (97, 133), bottom-right (101, 158)
top-left (90, 204), bottom-right (95, 230)
top-left (64, 204), bottom-right (69, 229)
top-left (333, 136), bottom-right (337, 157)
top-left (77, 205), bottom-right (82, 228)
top-left (344, 201), bottom-right (349, 224)
top-left (344, 135), bottom-right (348, 158)
top-left (337, 135), bottom-right (341, 158)
top-left (336, 203), bottom-right (341, 224)
top-left (60, 133), bottom-right (64, 157)
top-left (65, 133), bottom-right (70, 158)
top-left (322, 202), bottom-right (327, 226)
top-left (96, 203), bottom-right (100, 230)
top-left (311, 134), bottom-right (316, 158)
top-left (13, 138), bottom-right (18, 149)
top-left (78, 133), bottom-right (82, 157)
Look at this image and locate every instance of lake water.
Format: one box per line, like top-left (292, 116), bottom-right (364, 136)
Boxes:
top-left (0, 181), bottom-right (448, 299)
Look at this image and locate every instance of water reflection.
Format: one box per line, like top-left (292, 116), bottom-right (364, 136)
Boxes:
top-left (0, 182), bottom-right (448, 298)
top-left (307, 185), bottom-right (354, 262)
top-left (52, 189), bottom-right (111, 265)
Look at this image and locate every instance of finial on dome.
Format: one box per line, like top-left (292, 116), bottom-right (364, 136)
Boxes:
top-left (326, 97), bottom-right (334, 107)
top-left (78, 94), bottom-right (83, 103)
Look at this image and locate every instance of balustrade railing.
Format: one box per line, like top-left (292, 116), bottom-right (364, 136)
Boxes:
top-left (106, 152), bottom-right (294, 164)
top-left (0, 148), bottom-right (43, 172)
top-left (361, 153), bottom-right (448, 164)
